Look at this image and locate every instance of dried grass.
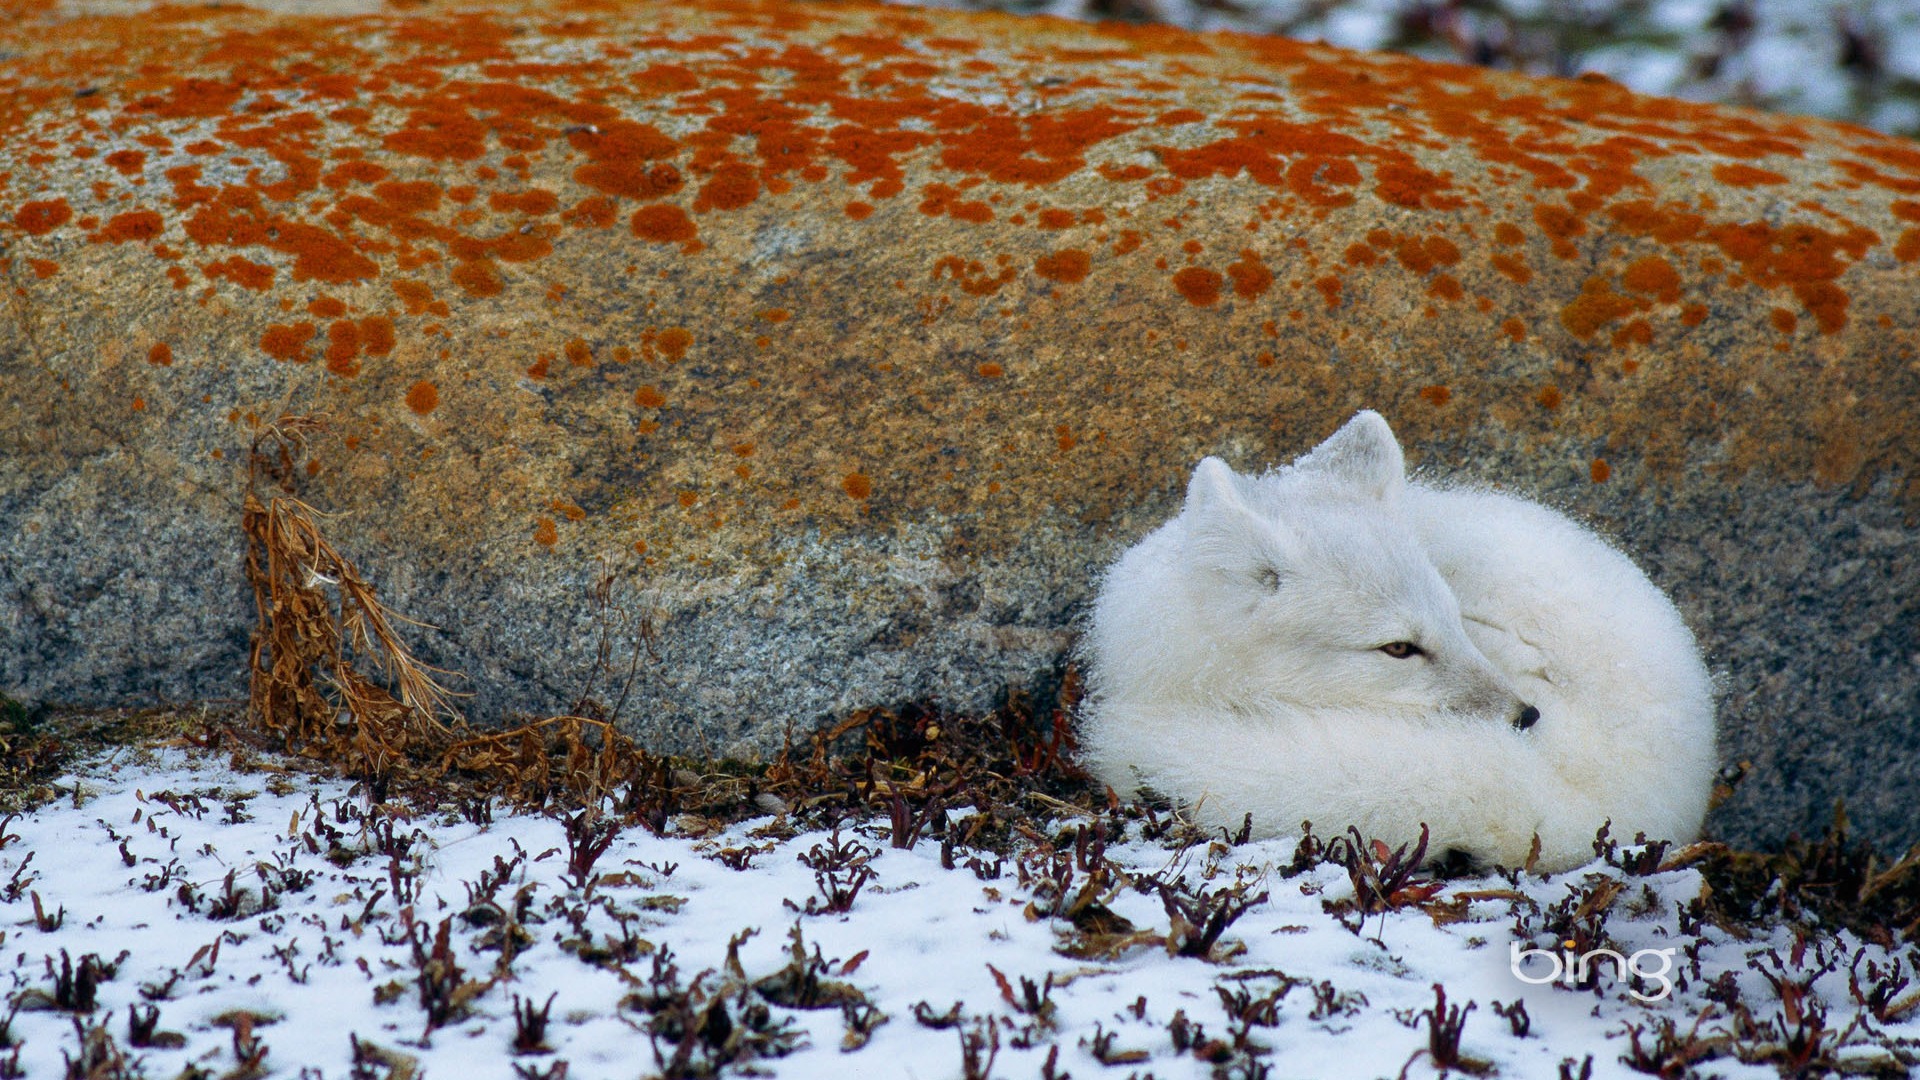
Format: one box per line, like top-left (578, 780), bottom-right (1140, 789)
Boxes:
top-left (240, 417), bottom-right (656, 810)
top-left (239, 418), bottom-right (1093, 834)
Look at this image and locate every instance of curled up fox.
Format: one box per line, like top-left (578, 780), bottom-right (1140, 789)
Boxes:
top-left (1078, 411), bottom-right (1717, 872)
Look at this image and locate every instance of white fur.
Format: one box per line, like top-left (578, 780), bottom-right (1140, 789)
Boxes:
top-left (1078, 411), bottom-right (1716, 871)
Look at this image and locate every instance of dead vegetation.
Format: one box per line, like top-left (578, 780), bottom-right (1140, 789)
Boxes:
top-left (229, 414), bottom-right (1100, 854)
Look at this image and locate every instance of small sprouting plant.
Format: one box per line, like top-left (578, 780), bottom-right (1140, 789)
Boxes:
top-left (560, 808), bottom-right (621, 891)
top-left (1618, 1011), bottom-right (1725, 1077)
top-left (1412, 984), bottom-right (1488, 1075)
top-left (31, 891), bottom-right (63, 932)
top-left (408, 917), bottom-right (487, 1031)
top-left (787, 826), bottom-right (876, 915)
top-left (986, 965), bottom-right (1056, 1029)
top-left (957, 1019), bottom-right (998, 1080)
top-left (511, 993), bottom-right (556, 1054)
top-left (886, 790), bottom-right (942, 851)
top-left (1490, 998), bottom-right (1531, 1037)
top-left (1849, 947), bottom-right (1920, 1023)
top-left (1160, 881), bottom-right (1268, 960)
top-left (1327, 825), bottom-right (1441, 916)
top-left (59, 1017), bottom-right (139, 1080)
top-left (911, 1001), bottom-right (964, 1029)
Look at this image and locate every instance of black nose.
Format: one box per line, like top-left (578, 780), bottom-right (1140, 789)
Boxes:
top-left (1515, 704), bottom-right (1540, 730)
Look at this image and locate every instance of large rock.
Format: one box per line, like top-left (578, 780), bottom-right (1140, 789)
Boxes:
top-left (2, 0), bottom-right (1915, 849)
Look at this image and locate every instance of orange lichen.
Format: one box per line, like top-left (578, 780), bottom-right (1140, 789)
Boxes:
top-left (1559, 276), bottom-right (1642, 340)
top-left (396, 280), bottom-right (449, 317)
top-left (1611, 319), bottom-right (1653, 348)
top-left (2, 0), bottom-right (1913, 524)
top-left (1285, 156), bottom-right (1360, 207)
top-left (695, 163), bottom-right (761, 212)
top-left (919, 183), bottom-right (993, 223)
top-left (1620, 255), bottom-right (1681, 303)
top-left (842, 472), bottom-right (873, 500)
top-left (260, 322), bottom-right (315, 362)
top-left (1034, 248), bottom-right (1090, 284)
top-left (1712, 163), bottom-right (1787, 187)
top-left (452, 259), bottom-right (504, 297)
top-left (1770, 308), bottom-right (1798, 335)
top-left (148, 342), bottom-right (173, 366)
top-left (203, 255), bottom-right (275, 290)
top-left (490, 188), bottom-right (560, 215)
top-left (932, 255), bottom-right (1015, 296)
top-left (1537, 385), bottom-right (1563, 410)
top-left (325, 320), bottom-right (361, 376)
top-left (1224, 249), bottom-right (1272, 298)
top-left (1418, 384), bottom-right (1451, 406)
top-left (631, 204), bottom-right (697, 244)
top-left (1489, 253), bottom-right (1532, 284)
top-left (563, 195), bottom-right (618, 227)
top-left (99, 209), bottom-right (163, 242)
top-left (1172, 266), bottom-right (1221, 306)
top-left (533, 517), bottom-right (558, 548)
top-left (1312, 274), bottom-right (1341, 310)
top-left (657, 327), bottom-right (692, 360)
top-left (1897, 228), bottom-right (1920, 263)
top-left (361, 315), bottom-right (395, 355)
top-left (406, 379), bottom-right (439, 414)
top-left (1590, 459), bottom-right (1611, 483)
top-left (13, 198), bottom-right (71, 235)
top-left (635, 384), bottom-right (666, 408)
top-left (1533, 203), bottom-right (1586, 259)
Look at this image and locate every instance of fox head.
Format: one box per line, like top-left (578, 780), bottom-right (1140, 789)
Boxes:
top-left (1155, 412), bottom-right (1537, 728)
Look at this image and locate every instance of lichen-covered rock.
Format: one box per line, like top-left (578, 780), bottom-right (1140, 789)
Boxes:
top-left (1, 0), bottom-right (1915, 849)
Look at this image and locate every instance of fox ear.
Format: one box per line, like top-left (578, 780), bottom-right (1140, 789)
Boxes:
top-left (1297, 410), bottom-right (1405, 500)
top-left (1184, 456), bottom-right (1247, 516)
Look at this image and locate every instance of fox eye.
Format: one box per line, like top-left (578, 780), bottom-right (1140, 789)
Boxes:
top-left (1378, 641), bottom-right (1424, 659)
top-left (1254, 566), bottom-right (1281, 591)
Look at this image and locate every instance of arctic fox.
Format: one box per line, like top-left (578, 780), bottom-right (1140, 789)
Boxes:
top-left (1078, 411), bottom-right (1716, 872)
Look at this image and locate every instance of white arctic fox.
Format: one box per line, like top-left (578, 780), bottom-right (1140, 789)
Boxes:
top-left (1078, 411), bottom-right (1716, 872)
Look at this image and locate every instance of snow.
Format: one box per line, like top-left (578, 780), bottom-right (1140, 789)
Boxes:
top-left (4, 747), bottom-right (1916, 1078)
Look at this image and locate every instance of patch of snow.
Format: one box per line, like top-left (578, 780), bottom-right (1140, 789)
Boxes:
top-left (2, 749), bottom-right (1915, 1078)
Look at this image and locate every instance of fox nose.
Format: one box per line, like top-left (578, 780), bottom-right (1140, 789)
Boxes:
top-left (1515, 704), bottom-right (1540, 730)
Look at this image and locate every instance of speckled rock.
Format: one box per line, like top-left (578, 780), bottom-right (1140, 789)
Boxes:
top-left (1, 0), bottom-right (1916, 849)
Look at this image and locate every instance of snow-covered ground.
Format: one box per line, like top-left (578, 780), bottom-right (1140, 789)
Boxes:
top-left (4, 746), bottom-right (1917, 1078)
top-left (897, 0), bottom-right (1920, 138)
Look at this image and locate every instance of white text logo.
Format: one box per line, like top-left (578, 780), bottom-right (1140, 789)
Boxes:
top-left (1509, 940), bottom-right (1675, 1002)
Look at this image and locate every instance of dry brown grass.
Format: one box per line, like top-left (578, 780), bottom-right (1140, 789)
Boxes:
top-left (241, 417), bottom-right (661, 810)
top-left (243, 490), bottom-right (456, 768)
top-left (237, 415), bottom-right (1093, 833)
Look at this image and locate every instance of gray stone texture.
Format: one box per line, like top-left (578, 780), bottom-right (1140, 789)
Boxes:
top-left (1, 0), bottom-right (1915, 850)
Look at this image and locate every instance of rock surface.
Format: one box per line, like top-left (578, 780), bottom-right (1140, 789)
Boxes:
top-left (1, 0), bottom-right (1916, 849)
